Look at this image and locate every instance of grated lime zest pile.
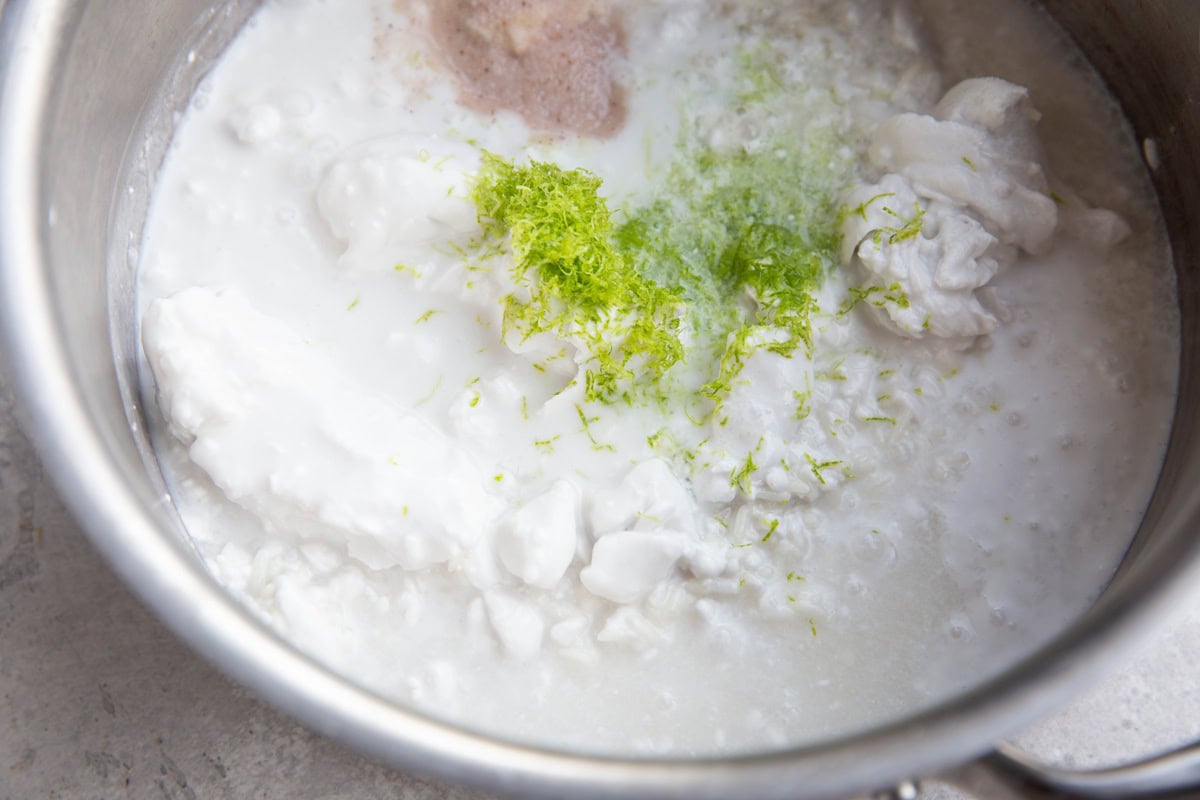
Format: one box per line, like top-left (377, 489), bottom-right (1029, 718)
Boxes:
top-left (616, 137), bottom-right (841, 405)
top-left (472, 153), bottom-right (684, 402)
top-left (467, 50), bottom-right (848, 407)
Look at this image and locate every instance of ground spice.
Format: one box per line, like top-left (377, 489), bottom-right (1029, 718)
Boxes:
top-left (428, 0), bottom-right (626, 137)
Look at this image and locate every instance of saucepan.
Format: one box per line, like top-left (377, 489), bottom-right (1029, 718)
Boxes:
top-left (1, 1), bottom-right (1198, 798)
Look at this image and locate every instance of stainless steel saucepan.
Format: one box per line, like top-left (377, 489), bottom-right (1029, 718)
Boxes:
top-left (1, 1), bottom-right (1198, 798)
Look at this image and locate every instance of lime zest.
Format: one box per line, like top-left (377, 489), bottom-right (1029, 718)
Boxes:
top-left (839, 282), bottom-right (911, 316)
top-left (804, 453), bottom-right (843, 486)
top-left (792, 389), bottom-right (812, 420)
top-left (735, 41), bottom-right (785, 105)
top-left (533, 436), bottom-right (560, 454)
top-left (730, 451), bottom-right (758, 493)
top-left (466, 100), bottom-right (843, 408)
top-left (472, 153), bottom-right (684, 403)
top-left (575, 404), bottom-right (617, 452)
top-left (873, 202), bottom-right (927, 245)
top-left (414, 375), bottom-right (443, 407)
top-left (840, 191), bottom-right (896, 224)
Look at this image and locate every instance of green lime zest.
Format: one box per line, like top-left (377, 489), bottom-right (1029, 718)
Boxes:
top-left (873, 202), bottom-right (927, 245)
top-left (804, 453), bottom-right (843, 486)
top-left (617, 141), bottom-right (838, 407)
top-left (575, 404), bottom-right (616, 452)
top-left (735, 41), bottom-right (785, 105)
top-left (838, 191), bottom-right (896, 225)
top-left (533, 436), bottom-right (560, 454)
top-left (730, 451), bottom-right (758, 493)
top-left (838, 282), bottom-right (911, 316)
top-left (792, 389), bottom-right (812, 420)
top-left (468, 111), bottom-right (842, 408)
top-left (472, 153), bottom-right (684, 403)
top-left (413, 375), bottom-right (443, 407)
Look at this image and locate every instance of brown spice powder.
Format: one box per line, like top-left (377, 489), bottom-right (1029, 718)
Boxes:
top-left (428, 0), bottom-right (627, 138)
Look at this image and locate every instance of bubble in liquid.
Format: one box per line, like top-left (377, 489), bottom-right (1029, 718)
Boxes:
top-left (947, 613), bottom-right (975, 641)
top-left (850, 529), bottom-right (896, 570)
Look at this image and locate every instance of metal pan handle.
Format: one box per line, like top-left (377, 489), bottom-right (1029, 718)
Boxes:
top-left (983, 741), bottom-right (1200, 799)
top-left (877, 742), bottom-right (1200, 799)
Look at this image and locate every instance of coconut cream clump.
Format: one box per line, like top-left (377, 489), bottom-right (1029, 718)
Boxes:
top-left (143, 286), bottom-right (505, 570)
top-left (137, 0), bottom-right (1177, 756)
top-left (840, 77), bottom-right (1132, 345)
top-left (316, 137), bottom-right (482, 273)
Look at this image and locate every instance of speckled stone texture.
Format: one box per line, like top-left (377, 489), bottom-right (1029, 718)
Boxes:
top-left (0, 374), bottom-right (489, 800)
top-left (1, 363), bottom-right (1198, 799)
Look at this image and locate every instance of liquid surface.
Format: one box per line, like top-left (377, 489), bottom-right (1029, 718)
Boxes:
top-left (137, 0), bottom-right (1178, 755)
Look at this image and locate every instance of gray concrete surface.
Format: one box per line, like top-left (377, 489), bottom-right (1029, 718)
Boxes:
top-left (1, 367), bottom-right (1199, 799)
top-left (0, 379), bottom-right (493, 800)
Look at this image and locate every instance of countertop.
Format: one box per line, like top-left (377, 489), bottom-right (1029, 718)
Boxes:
top-left (2, 370), bottom-right (1199, 800)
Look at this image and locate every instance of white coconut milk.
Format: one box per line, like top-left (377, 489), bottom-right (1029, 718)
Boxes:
top-left (137, 0), bottom-right (1178, 755)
